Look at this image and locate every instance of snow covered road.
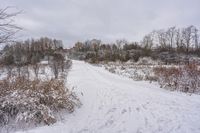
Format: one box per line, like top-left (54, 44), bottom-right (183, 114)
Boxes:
top-left (18, 60), bottom-right (200, 133)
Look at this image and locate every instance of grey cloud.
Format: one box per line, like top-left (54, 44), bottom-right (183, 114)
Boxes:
top-left (1, 0), bottom-right (200, 47)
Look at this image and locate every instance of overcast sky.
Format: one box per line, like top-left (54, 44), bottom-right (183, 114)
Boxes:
top-left (1, 0), bottom-right (200, 47)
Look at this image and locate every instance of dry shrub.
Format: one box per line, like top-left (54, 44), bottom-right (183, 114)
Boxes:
top-left (154, 63), bottom-right (200, 93)
top-left (0, 76), bottom-right (80, 128)
top-left (154, 66), bottom-right (181, 88)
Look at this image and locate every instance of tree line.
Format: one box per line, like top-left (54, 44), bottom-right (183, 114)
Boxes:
top-left (142, 25), bottom-right (199, 54)
top-left (1, 37), bottom-right (67, 79)
top-left (71, 25), bottom-right (200, 64)
top-left (2, 37), bottom-right (63, 66)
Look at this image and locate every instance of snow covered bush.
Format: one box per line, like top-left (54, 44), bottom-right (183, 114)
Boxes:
top-left (136, 57), bottom-right (161, 65)
top-left (154, 63), bottom-right (200, 93)
top-left (105, 65), bottom-right (116, 73)
top-left (104, 62), bottom-right (156, 81)
top-left (104, 60), bottom-right (200, 93)
top-left (0, 76), bottom-right (80, 130)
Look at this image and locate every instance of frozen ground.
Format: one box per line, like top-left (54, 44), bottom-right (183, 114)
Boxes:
top-left (16, 60), bottom-right (200, 133)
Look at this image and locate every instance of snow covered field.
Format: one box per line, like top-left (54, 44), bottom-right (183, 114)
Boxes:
top-left (16, 60), bottom-right (200, 133)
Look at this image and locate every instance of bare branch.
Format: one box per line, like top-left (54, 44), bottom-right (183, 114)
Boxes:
top-left (0, 7), bottom-right (22, 44)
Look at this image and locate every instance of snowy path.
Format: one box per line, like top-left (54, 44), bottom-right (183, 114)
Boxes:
top-left (18, 60), bottom-right (200, 133)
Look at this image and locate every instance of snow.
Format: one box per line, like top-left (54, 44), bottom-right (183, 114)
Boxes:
top-left (15, 60), bottom-right (200, 133)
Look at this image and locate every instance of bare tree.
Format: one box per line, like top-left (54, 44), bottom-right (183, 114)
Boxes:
top-left (51, 60), bottom-right (59, 79)
top-left (175, 28), bottom-right (181, 50)
top-left (166, 26), bottom-right (176, 50)
top-left (142, 34), bottom-right (154, 50)
top-left (50, 53), bottom-right (65, 79)
top-left (157, 29), bottom-right (167, 49)
top-left (31, 53), bottom-right (40, 78)
top-left (182, 26), bottom-right (194, 54)
top-left (4, 54), bottom-right (14, 78)
top-left (0, 7), bottom-right (22, 44)
top-left (61, 56), bottom-right (65, 72)
top-left (193, 27), bottom-right (199, 50)
top-left (32, 63), bottom-right (40, 78)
